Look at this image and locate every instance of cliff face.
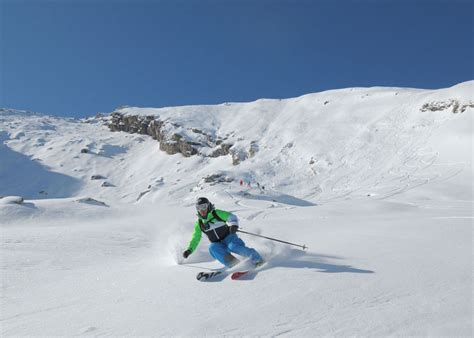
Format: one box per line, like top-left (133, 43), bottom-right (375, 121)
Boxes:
top-left (107, 112), bottom-right (233, 158)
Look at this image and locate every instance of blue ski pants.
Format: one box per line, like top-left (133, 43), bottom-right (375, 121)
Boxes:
top-left (209, 234), bottom-right (262, 267)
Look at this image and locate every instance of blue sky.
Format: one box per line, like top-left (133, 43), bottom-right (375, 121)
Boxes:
top-left (1, 0), bottom-right (473, 118)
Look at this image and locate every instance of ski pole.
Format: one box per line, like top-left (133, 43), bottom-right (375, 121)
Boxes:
top-left (237, 229), bottom-right (307, 250)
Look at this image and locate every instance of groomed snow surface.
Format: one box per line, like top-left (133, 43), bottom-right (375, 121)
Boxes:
top-left (1, 82), bottom-right (473, 336)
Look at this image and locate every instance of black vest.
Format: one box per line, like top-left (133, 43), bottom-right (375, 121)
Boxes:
top-left (198, 210), bottom-right (230, 242)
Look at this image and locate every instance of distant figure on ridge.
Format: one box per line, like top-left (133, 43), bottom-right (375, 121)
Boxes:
top-left (182, 197), bottom-right (264, 268)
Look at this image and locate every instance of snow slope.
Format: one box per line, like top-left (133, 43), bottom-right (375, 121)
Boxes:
top-left (0, 82), bottom-right (472, 336)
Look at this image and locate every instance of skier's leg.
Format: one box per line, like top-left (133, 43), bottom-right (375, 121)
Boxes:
top-left (225, 234), bottom-right (263, 264)
top-left (209, 242), bottom-right (239, 267)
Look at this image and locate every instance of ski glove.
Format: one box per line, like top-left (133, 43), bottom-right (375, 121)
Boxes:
top-left (229, 225), bottom-right (239, 234)
top-left (183, 249), bottom-right (192, 259)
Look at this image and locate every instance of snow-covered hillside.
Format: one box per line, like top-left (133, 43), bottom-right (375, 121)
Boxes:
top-left (1, 82), bottom-right (472, 336)
top-left (2, 82), bottom-right (473, 208)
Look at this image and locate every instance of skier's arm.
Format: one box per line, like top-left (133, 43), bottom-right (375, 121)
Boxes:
top-left (215, 209), bottom-right (239, 226)
top-left (215, 209), bottom-right (239, 233)
top-left (187, 221), bottom-right (202, 253)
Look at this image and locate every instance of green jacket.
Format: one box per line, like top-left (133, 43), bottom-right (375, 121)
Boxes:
top-left (187, 209), bottom-right (238, 252)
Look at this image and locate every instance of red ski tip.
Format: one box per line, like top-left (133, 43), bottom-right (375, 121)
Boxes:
top-left (231, 271), bottom-right (249, 280)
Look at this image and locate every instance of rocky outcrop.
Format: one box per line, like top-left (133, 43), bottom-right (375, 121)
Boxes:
top-left (203, 173), bottom-right (234, 184)
top-left (210, 141), bottom-right (232, 158)
top-left (75, 197), bottom-right (109, 207)
top-left (107, 112), bottom-right (233, 159)
top-left (230, 149), bottom-right (248, 166)
top-left (230, 142), bottom-right (259, 165)
top-left (420, 100), bottom-right (474, 114)
top-left (108, 113), bottom-right (153, 134)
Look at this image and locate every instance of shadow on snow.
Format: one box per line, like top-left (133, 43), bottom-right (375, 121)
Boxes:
top-left (183, 249), bottom-right (374, 282)
top-left (237, 249), bottom-right (374, 281)
top-left (0, 131), bottom-right (82, 199)
top-left (238, 191), bottom-right (316, 207)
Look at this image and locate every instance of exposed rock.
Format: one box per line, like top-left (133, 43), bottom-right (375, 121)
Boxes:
top-left (191, 173), bottom-right (234, 191)
top-left (229, 142), bottom-right (259, 165)
top-left (209, 143), bottom-right (232, 158)
top-left (75, 197), bottom-right (109, 207)
top-left (107, 112), bottom-right (233, 159)
top-left (248, 142), bottom-right (259, 158)
top-left (230, 149), bottom-right (247, 166)
top-left (420, 100), bottom-right (474, 114)
top-left (136, 189), bottom-right (151, 201)
top-left (203, 173), bottom-right (234, 184)
top-left (159, 135), bottom-right (198, 157)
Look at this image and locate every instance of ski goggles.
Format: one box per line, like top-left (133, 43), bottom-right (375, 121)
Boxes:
top-left (196, 203), bottom-right (209, 212)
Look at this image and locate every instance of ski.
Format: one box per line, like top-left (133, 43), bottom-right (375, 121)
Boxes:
top-left (231, 261), bottom-right (267, 280)
top-left (196, 260), bottom-right (266, 281)
top-left (196, 270), bottom-right (226, 282)
top-left (231, 271), bottom-right (250, 280)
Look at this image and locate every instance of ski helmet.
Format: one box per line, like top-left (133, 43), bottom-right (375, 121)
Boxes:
top-left (195, 197), bottom-right (213, 213)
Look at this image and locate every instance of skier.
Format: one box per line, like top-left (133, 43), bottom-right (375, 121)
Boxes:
top-left (182, 197), bottom-right (264, 268)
